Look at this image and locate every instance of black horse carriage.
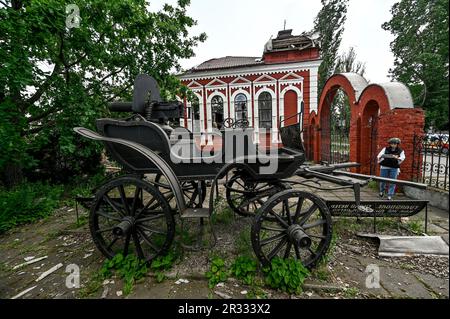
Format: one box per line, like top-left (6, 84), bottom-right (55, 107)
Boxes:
top-left (75, 74), bottom-right (428, 269)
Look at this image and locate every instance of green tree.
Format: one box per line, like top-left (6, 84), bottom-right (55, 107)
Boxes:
top-left (0, 0), bottom-right (206, 187)
top-left (314, 0), bottom-right (349, 96)
top-left (382, 0), bottom-right (449, 130)
top-left (330, 47), bottom-right (366, 140)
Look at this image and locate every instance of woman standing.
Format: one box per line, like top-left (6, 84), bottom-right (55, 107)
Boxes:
top-left (377, 138), bottom-right (405, 200)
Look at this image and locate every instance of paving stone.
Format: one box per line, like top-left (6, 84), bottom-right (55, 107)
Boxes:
top-left (379, 267), bottom-right (433, 298)
top-left (412, 272), bottom-right (449, 298)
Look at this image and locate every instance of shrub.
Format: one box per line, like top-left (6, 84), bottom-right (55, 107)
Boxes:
top-left (206, 257), bottom-right (228, 288)
top-left (100, 253), bottom-right (148, 295)
top-left (229, 256), bottom-right (258, 285)
top-left (0, 182), bottom-right (63, 233)
top-left (263, 257), bottom-right (310, 294)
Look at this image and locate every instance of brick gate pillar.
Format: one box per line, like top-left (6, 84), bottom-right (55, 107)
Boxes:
top-left (376, 108), bottom-right (425, 181)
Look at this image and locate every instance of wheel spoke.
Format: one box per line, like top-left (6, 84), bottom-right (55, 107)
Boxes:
top-left (137, 228), bottom-right (159, 252)
top-left (283, 242), bottom-right (292, 259)
top-left (303, 219), bottom-right (327, 230)
top-left (95, 226), bottom-right (116, 234)
top-left (293, 198), bottom-right (304, 223)
top-left (267, 209), bottom-right (289, 228)
top-left (131, 186), bottom-right (141, 215)
top-left (261, 225), bottom-right (286, 232)
top-left (260, 232), bottom-right (287, 246)
top-left (283, 199), bottom-right (292, 225)
top-left (294, 244), bottom-right (301, 260)
top-left (235, 179), bottom-right (246, 189)
top-left (308, 247), bottom-right (317, 257)
top-left (137, 223), bottom-right (167, 235)
top-left (268, 238), bottom-right (287, 260)
top-left (103, 195), bottom-right (125, 217)
top-left (96, 210), bottom-right (122, 221)
top-left (298, 204), bottom-right (318, 226)
top-left (123, 233), bottom-right (131, 256)
top-left (118, 185), bottom-right (131, 215)
top-left (107, 236), bottom-right (119, 250)
top-left (137, 213), bottom-right (166, 223)
top-left (133, 232), bottom-right (145, 259)
top-left (308, 234), bottom-right (326, 240)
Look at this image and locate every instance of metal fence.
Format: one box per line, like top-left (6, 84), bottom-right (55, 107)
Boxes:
top-left (411, 132), bottom-right (449, 191)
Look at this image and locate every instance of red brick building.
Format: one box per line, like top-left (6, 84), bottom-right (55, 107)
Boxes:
top-left (179, 29), bottom-right (321, 143)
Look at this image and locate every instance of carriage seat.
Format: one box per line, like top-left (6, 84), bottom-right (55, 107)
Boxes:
top-left (96, 118), bottom-right (221, 164)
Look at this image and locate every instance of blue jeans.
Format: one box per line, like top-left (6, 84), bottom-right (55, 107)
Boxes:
top-left (379, 168), bottom-right (399, 197)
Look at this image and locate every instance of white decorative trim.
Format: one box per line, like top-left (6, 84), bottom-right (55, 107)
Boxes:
top-left (309, 66), bottom-right (319, 113)
top-left (230, 76), bottom-right (251, 89)
top-left (179, 60), bottom-right (322, 81)
top-left (205, 78), bottom-right (227, 92)
top-left (187, 80), bottom-right (203, 88)
top-left (206, 91), bottom-right (228, 129)
top-left (191, 91), bottom-right (204, 134)
top-left (253, 87), bottom-right (277, 134)
top-left (280, 72), bottom-right (304, 81)
top-left (206, 78), bottom-right (227, 86)
top-left (279, 85), bottom-right (303, 128)
top-left (230, 89), bottom-right (252, 124)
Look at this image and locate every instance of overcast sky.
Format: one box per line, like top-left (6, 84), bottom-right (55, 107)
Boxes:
top-left (150, 0), bottom-right (398, 83)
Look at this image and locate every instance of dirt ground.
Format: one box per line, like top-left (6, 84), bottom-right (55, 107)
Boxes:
top-left (0, 182), bottom-right (448, 299)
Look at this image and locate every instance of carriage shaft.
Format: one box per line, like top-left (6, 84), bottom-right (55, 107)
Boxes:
top-left (335, 171), bottom-right (428, 189)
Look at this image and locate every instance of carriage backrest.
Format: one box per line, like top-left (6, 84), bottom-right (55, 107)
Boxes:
top-left (96, 118), bottom-right (171, 172)
top-left (279, 111), bottom-right (305, 153)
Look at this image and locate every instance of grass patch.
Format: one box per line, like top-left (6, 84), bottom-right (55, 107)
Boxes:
top-left (212, 207), bottom-right (234, 225)
top-left (78, 271), bottom-right (105, 298)
top-left (406, 220), bottom-right (423, 234)
top-left (344, 287), bottom-right (359, 298)
top-left (234, 229), bottom-right (253, 257)
top-left (367, 180), bottom-right (378, 192)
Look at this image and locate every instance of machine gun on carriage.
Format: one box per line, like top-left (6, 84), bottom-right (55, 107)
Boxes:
top-left (74, 74), bottom-right (428, 269)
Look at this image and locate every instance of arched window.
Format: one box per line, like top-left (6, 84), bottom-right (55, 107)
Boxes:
top-left (234, 93), bottom-right (247, 121)
top-left (211, 95), bottom-right (224, 129)
top-left (258, 92), bottom-right (272, 129)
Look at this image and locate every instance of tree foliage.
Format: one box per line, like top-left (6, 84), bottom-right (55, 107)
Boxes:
top-left (382, 0), bottom-right (449, 130)
top-left (314, 0), bottom-right (349, 96)
top-left (334, 47), bottom-right (366, 76)
top-left (0, 0), bottom-right (206, 187)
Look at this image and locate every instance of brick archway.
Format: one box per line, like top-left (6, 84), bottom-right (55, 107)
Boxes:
top-left (313, 73), bottom-right (425, 181)
top-left (315, 73), bottom-right (368, 164)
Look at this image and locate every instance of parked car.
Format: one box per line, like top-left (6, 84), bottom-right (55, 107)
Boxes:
top-left (424, 133), bottom-right (449, 154)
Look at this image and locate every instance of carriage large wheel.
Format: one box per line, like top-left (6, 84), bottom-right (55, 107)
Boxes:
top-left (251, 189), bottom-right (332, 269)
top-left (225, 173), bottom-right (290, 217)
top-left (90, 176), bottom-right (175, 263)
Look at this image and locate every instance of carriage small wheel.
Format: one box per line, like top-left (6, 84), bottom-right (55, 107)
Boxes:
top-left (225, 173), bottom-right (291, 217)
top-left (154, 173), bottom-right (207, 209)
top-left (223, 118), bottom-right (234, 128)
top-left (89, 176), bottom-right (175, 263)
top-left (251, 189), bottom-right (332, 269)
